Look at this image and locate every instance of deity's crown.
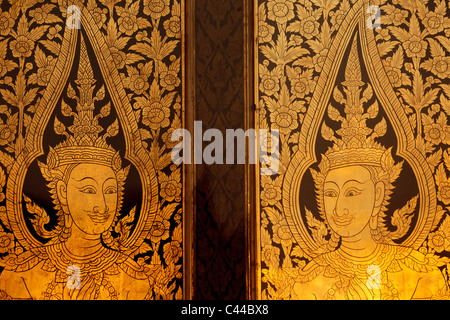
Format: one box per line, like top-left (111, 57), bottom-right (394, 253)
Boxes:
top-left (320, 39), bottom-right (388, 170)
top-left (43, 37), bottom-right (121, 173)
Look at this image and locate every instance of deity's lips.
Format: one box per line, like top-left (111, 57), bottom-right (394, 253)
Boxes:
top-left (332, 214), bottom-right (354, 227)
top-left (87, 212), bottom-right (111, 224)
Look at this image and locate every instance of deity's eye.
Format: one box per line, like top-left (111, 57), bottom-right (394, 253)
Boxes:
top-left (344, 188), bottom-right (361, 197)
top-left (79, 186), bottom-right (96, 194)
top-left (104, 187), bottom-right (117, 195)
top-left (324, 190), bottom-right (338, 197)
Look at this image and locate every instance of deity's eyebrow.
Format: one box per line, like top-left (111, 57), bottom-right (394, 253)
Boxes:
top-left (72, 177), bottom-right (98, 185)
top-left (103, 177), bottom-right (117, 185)
top-left (344, 179), bottom-right (371, 185)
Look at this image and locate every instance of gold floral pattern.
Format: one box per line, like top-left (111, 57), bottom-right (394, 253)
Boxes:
top-left (257, 0), bottom-right (450, 300)
top-left (267, 0), bottom-right (295, 25)
top-left (0, 230), bottom-right (13, 254)
top-left (143, 0), bottom-right (171, 20)
top-left (0, 0), bottom-right (184, 300)
top-left (0, 10), bottom-right (14, 37)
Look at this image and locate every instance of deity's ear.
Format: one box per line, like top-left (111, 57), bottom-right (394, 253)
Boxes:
top-left (374, 181), bottom-right (385, 210)
top-left (56, 180), bottom-right (68, 206)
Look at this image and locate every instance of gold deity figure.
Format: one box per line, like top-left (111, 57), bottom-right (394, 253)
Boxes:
top-left (292, 40), bottom-right (448, 300)
top-left (0, 39), bottom-right (151, 300)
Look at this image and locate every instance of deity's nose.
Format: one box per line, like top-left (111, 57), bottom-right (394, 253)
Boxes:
top-left (334, 197), bottom-right (348, 217)
top-left (93, 198), bottom-right (109, 214)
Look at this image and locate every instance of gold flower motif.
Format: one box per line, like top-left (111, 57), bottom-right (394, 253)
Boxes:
top-left (422, 11), bottom-right (446, 35)
top-left (10, 35), bottom-right (34, 58)
top-left (385, 65), bottom-right (403, 87)
top-left (430, 56), bottom-right (450, 79)
top-left (272, 219), bottom-right (293, 247)
top-left (261, 177), bottom-right (282, 206)
top-left (135, 80), bottom-right (175, 130)
top-left (164, 16), bottom-right (181, 38)
top-left (0, 230), bottom-right (14, 254)
top-left (270, 106), bottom-right (298, 134)
top-left (424, 122), bottom-right (448, 146)
top-left (288, 68), bottom-right (313, 99)
top-left (267, 0), bottom-right (295, 25)
top-left (259, 21), bottom-right (275, 43)
top-left (312, 49), bottom-right (328, 73)
top-left (109, 47), bottom-right (127, 70)
top-left (160, 173), bottom-right (182, 202)
top-left (383, 48), bottom-right (410, 88)
top-left (330, 9), bottom-right (346, 30)
top-left (9, 16), bottom-right (47, 59)
top-left (163, 241), bottom-right (182, 264)
top-left (29, 48), bottom-right (56, 86)
top-left (288, 34), bottom-right (303, 47)
top-left (148, 215), bottom-right (170, 243)
top-left (29, 4), bottom-right (59, 25)
top-left (143, 0), bottom-right (170, 20)
top-left (123, 62), bottom-right (153, 95)
top-left (377, 28), bottom-right (391, 41)
top-left (160, 69), bottom-right (180, 92)
top-left (259, 125), bottom-right (280, 155)
top-left (47, 25), bottom-right (62, 40)
top-left (384, 5), bottom-right (409, 26)
top-left (299, 15), bottom-right (320, 39)
top-left (0, 40), bottom-right (18, 77)
top-left (87, 1), bottom-right (108, 29)
top-left (142, 103), bottom-right (171, 130)
top-left (0, 10), bottom-right (14, 36)
top-left (404, 35), bottom-right (428, 59)
top-left (264, 85), bottom-right (304, 134)
top-left (390, 15), bottom-right (428, 59)
top-left (428, 230), bottom-right (450, 253)
top-left (260, 73), bottom-right (280, 96)
top-left (35, 64), bottom-right (54, 86)
top-left (118, 11), bottom-right (139, 36)
top-left (117, 2), bottom-right (151, 37)
top-left (438, 182), bottom-right (450, 205)
top-left (261, 244), bottom-right (280, 268)
top-left (0, 122), bottom-right (17, 146)
top-left (162, 127), bottom-right (178, 148)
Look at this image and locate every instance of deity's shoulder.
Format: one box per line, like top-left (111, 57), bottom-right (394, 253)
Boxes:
top-left (293, 256), bottom-right (337, 299)
top-left (117, 253), bottom-right (149, 280)
top-left (393, 246), bottom-right (440, 273)
top-left (0, 258), bottom-right (55, 300)
top-left (296, 255), bottom-right (327, 283)
top-left (103, 254), bottom-right (151, 300)
top-left (386, 246), bottom-right (447, 299)
top-left (0, 246), bottom-right (47, 272)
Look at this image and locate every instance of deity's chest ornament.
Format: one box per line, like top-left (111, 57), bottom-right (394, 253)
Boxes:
top-left (282, 0), bottom-right (437, 258)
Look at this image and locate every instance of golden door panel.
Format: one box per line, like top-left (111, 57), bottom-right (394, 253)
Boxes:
top-left (257, 0), bottom-right (450, 299)
top-left (0, 0), bottom-right (184, 300)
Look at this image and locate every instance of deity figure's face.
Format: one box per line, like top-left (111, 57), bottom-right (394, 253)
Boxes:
top-left (56, 163), bottom-right (118, 235)
top-left (323, 165), bottom-right (384, 238)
